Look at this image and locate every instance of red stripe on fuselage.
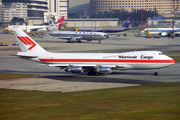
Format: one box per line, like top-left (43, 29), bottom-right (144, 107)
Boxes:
top-left (39, 59), bottom-right (175, 63)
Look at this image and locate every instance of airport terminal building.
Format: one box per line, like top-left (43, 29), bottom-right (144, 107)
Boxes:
top-left (0, 0), bottom-right (68, 25)
top-left (90, 0), bottom-right (180, 17)
top-left (64, 18), bottom-right (119, 27)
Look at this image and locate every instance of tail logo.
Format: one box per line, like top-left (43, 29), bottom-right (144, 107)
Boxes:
top-left (17, 36), bottom-right (36, 50)
top-left (55, 22), bottom-right (62, 27)
top-left (49, 20), bottom-right (52, 24)
top-left (127, 20), bottom-right (130, 23)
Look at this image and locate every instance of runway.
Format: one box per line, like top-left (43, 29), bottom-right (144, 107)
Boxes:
top-left (0, 30), bottom-right (180, 92)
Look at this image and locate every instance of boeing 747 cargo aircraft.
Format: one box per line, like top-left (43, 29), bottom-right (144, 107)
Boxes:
top-left (13, 29), bottom-right (175, 76)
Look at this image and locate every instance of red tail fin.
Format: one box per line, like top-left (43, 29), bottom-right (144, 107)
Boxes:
top-left (55, 16), bottom-right (65, 27)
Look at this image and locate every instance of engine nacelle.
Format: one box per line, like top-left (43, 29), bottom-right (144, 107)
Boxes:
top-left (160, 32), bottom-right (168, 37)
top-left (96, 67), bottom-right (112, 74)
top-left (65, 66), bottom-right (83, 73)
top-left (71, 37), bottom-right (78, 42)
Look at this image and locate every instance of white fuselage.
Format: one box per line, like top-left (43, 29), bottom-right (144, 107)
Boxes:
top-left (141, 28), bottom-right (180, 35)
top-left (7, 25), bottom-right (47, 32)
top-left (18, 51), bottom-right (175, 70)
top-left (49, 31), bottom-right (109, 41)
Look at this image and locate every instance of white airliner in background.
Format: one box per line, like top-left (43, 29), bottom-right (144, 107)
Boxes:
top-left (7, 16), bottom-right (65, 33)
top-left (46, 16), bottom-right (65, 31)
top-left (7, 23), bottom-right (47, 33)
top-left (12, 29), bottom-right (175, 76)
top-left (49, 30), bottom-right (109, 44)
top-left (141, 27), bottom-right (180, 36)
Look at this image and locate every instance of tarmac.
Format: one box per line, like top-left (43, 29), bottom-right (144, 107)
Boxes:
top-left (0, 29), bottom-right (180, 92)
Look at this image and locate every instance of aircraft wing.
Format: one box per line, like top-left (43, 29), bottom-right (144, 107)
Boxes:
top-left (47, 64), bottom-right (96, 67)
top-left (46, 63), bottom-right (133, 69)
top-left (30, 27), bottom-right (46, 32)
top-left (57, 37), bottom-right (72, 39)
top-left (57, 36), bottom-right (81, 40)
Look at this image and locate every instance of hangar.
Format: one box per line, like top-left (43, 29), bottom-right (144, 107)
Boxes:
top-left (63, 18), bottom-right (119, 27)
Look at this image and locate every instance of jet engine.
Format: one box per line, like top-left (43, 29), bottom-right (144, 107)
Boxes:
top-left (71, 37), bottom-right (78, 42)
top-left (65, 66), bottom-right (83, 73)
top-left (96, 67), bottom-right (112, 74)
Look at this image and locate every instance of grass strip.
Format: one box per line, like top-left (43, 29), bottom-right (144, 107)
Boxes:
top-left (0, 73), bottom-right (40, 80)
top-left (0, 83), bottom-right (180, 120)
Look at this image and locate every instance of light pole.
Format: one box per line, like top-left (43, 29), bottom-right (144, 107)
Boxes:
top-left (146, 0), bottom-right (148, 28)
top-left (141, 9), bottom-right (143, 30)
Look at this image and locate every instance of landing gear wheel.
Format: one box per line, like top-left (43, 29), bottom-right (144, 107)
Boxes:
top-left (154, 72), bottom-right (159, 76)
top-left (99, 41), bottom-right (101, 44)
top-left (88, 69), bottom-right (94, 75)
top-left (67, 41), bottom-right (71, 43)
top-left (88, 71), bottom-right (92, 75)
top-left (88, 70), bottom-right (99, 76)
top-left (95, 72), bottom-right (99, 76)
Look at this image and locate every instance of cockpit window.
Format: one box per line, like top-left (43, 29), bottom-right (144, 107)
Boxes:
top-left (159, 53), bottom-right (164, 55)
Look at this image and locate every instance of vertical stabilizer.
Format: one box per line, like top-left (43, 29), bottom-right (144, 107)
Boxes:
top-left (13, 28), bottom-right (46, 53)
top-left (48, 18), bottom-right (55, 27)
top-left (55, 16), bottom-right (65, 27)
top-left (120, 17), bottom-right (132, 28)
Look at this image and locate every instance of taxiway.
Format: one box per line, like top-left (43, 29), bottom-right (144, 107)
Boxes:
top-left (0, 30), bottom-right (179, 92)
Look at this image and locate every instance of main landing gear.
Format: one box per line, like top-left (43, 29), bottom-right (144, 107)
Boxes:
top-left (154, 69), bottom-right (159, 76)
top-left (88, 69), bottom-right (99, 76)
top-left (77, 40), bottom-right (82, 43)
top-left (99, 40), bottom-right (101, 44)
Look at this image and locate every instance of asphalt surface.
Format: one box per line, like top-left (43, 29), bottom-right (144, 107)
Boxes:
top-left (0, 29), bottom-right (180, 92)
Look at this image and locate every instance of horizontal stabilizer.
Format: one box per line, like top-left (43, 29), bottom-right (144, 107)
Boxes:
top-left (17, 52), bottom-right (38, 58)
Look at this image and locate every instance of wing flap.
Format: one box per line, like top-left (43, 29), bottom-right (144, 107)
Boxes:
top-left (46, 64), bottom-right (133, 69)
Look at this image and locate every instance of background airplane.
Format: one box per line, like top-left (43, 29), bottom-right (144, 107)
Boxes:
top-left (6, 23), bottom-right (47, 33)
top-left (49, 30), bottom-right (109, 43)
top-left (13, 28), bottom-right (175, 76)
top-left (6, 16), bottom-right (65, 33)
top-left (141, 27), bottom-right (180, 36)
top-left (46, 16), bottom-right (65, 31)
top-left (71, 17), bottom-right (132, 33)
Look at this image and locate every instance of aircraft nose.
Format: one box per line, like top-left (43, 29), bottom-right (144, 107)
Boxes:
top-left (141, 30), bottom-right (144, 33)
top-left (171, 59), bottom-right (176, 64)
top-left (166, 57), bottom-right (176, 66)
top-left (104, 35), bottom-right (109, 39)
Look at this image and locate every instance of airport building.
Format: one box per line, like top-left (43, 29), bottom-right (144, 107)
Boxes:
top-left (44, 0), bottom-right (68, 22)
top-left (0, 2), bottom-right (27, 23)
top-left (0, 0), bottom-right (68, 25)
top-left (68, 0), bottom-right (90, 18)
top-left (64, 18), bottom-right (119, 27)
top-left (90, 0), bottom-right (180, 17)
top-left (1, 0), bottom-right (48, 24)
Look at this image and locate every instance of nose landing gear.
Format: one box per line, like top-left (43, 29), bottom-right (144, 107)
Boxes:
top-left (154, 69), bottom-right (159, 76)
